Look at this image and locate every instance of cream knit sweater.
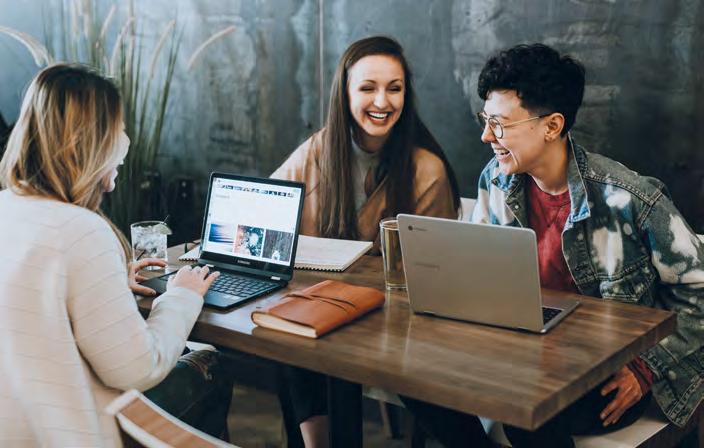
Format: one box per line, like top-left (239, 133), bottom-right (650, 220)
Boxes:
top-left (0, 190), bottom-right (203, 447)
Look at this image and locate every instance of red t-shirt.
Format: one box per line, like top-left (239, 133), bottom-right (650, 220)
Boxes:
top-left (526, 177), bottom-right (576, 293)
top-left (525, 176), bottom-right (653, 393)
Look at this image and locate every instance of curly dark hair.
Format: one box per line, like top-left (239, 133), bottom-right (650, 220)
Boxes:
top-left (477, 43), bottom-right (585, 136)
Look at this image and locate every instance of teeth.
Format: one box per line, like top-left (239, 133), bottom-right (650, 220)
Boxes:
top-left (368, 112), bottom-right (389, 119)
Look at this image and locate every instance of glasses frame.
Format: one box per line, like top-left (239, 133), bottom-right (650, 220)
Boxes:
top-left (476, 112), bottom-right (551, 139)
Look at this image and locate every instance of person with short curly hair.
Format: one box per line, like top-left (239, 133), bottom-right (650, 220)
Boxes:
top-left (402, 43), bottom-right (704, 448)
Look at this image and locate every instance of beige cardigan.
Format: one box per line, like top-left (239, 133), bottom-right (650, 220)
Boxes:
top-left (0, 190), bottom-right (203, 447)
top-left (272, 130), bottom-right (458, 250)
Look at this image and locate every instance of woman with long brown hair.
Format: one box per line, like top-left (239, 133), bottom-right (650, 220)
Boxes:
top-left (273, 35), bottom-right (460, 249)
top-left (273, 36), bottom-right (460, 447)
top-left (0, 64), bottom-right (231, 446)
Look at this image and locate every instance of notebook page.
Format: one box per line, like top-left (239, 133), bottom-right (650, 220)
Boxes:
top-left (294, 235), bottom-right (372, 271)
top-left (178, 245), bottom-right (201, 261)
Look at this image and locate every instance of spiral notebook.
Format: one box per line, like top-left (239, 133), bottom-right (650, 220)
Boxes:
top-left (179, 235), bottom-right (372, 272)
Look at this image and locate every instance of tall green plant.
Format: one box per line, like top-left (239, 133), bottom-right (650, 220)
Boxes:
top-left (1, 0), bottom-right (234, 233)
top-left (104, 17), bottom-right (182, 232)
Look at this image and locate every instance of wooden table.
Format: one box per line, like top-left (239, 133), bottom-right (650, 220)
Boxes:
top-left (138, 245), bottom-right (676, 446)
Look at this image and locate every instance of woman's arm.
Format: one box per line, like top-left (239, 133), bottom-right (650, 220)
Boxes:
top-left (412, 149), bottom-right (458, 219)
top-left (65, 216), bottom-right (204, 392)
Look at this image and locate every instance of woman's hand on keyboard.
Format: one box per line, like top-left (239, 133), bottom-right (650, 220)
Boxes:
top-left (168, 265), bottom-right (220, 296)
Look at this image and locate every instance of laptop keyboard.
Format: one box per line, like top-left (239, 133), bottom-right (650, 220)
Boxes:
top-left (163, 270), bottom-right (278, 299)
top-left (209, 272), bottom-right (278, 298)
top-left (542, 306), bottom-right (562, 325)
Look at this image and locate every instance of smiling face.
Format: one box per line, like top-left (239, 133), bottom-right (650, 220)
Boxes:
top-left (480, 90), bottom-right (551, 176)
top-left (347, 54), bottom-right (405, 152)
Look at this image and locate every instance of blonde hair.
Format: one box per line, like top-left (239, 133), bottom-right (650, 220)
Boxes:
top-left (0, 64), bottom-right (131, 260)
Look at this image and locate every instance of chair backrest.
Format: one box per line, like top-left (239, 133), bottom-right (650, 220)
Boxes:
top-left (106, 390), bottom-right (237, 448)
top-left (459, 197), bottom-right (477, 222)
top-left (482, 398), bottom-right (704, 448)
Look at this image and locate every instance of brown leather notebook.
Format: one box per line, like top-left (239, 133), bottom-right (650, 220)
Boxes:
top-left (251, 280), bottom-right (385, 338)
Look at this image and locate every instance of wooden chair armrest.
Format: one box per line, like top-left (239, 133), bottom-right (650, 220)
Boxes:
top-left (106, 390), bottom-right (237, 448)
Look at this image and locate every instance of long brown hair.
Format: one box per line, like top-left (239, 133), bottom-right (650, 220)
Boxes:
top-left (319, 36), bottom-right (460, 239)
top-left (0, 64), bottom-right (131, 260)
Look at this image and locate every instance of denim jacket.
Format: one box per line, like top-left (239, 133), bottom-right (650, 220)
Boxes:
top-left (471, 138), bottom-right (704, 426)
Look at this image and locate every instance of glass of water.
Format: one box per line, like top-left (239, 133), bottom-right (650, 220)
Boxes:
top-left (379, 218), bottom-right (406, 291)
top-left (130, 220), bottom-right (169, 269)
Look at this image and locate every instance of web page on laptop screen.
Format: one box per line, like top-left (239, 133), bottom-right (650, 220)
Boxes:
top-left (202, 177), bottom-right (301, 266)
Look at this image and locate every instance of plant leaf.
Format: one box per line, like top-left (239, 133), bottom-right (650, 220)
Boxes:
top-left (109, 17), bottom-right (134, 76)
top-left (99, 4), bottom-right (116, 42)
top-left (148, 20), bottom-right (175, 81)
top-left (0, 26), bottom-right (53, 66)
top-left (186, 25), bottom-right (236, 71)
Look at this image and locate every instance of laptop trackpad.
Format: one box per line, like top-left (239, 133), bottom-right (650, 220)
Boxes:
top-left (204, 291), bottom-right (244, 309)
top-left (141, 277), bottom-right (243, 309)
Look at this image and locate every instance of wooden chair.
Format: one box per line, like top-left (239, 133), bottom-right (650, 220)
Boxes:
top-left (480, 400), bottom-right (704, 448)
top-left (574, 403), bottom-right (704, 448)
top-left (106, 389), bottom-right (238, 448)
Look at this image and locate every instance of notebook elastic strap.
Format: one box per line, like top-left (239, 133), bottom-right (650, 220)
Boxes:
top-left (285, 292), bottom-right (358, 314)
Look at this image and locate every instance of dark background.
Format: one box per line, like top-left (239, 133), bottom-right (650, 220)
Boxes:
top-left (1, 0), bottom-right (702, 238)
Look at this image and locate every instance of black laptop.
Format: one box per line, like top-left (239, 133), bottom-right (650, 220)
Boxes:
top-left (141, 172), bottom-right (305, 309)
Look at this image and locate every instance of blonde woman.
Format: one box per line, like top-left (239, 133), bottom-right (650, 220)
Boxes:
top-left (0, 64), bottom-right (231, 447)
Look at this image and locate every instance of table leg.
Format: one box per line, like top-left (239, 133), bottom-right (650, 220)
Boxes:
top-left (327, 376), bottom-right (362, 447)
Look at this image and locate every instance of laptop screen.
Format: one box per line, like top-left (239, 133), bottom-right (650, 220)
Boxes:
top-left (199, 173), bottom-right (305, 279)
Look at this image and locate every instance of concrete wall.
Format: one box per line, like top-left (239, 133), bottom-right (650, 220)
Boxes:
top-left (1, 0), bottom-right (702, 233)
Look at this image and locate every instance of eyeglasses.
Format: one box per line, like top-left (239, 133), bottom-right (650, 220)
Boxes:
top-left (476, 112), bottom-right (550, 139)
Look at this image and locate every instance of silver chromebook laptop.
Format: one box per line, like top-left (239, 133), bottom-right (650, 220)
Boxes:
top-left (397, 214), bottom-right (579, 333)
